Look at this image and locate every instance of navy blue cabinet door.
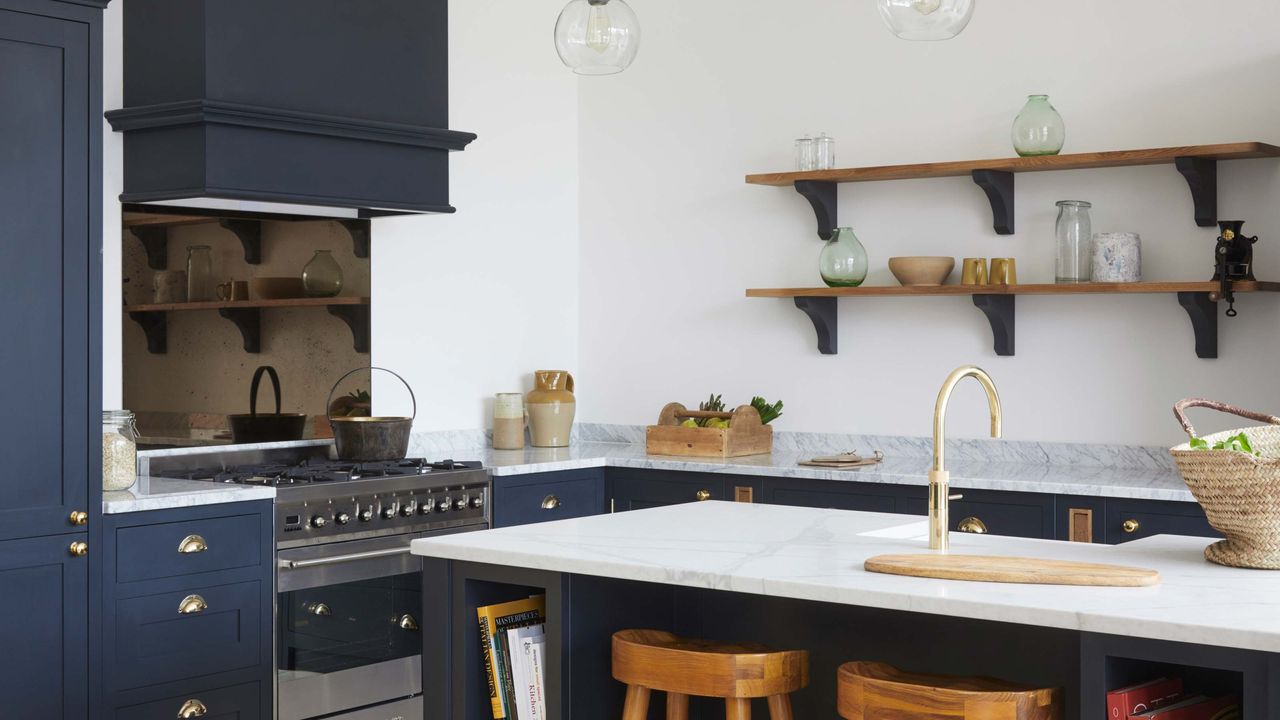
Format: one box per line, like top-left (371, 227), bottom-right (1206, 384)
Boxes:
top-left (0, 534), bottom-right (89, 718)
top-left (493, 470), bottom-right (606, 528)
top-left (609, 469), bottom-right (729, 511)
top-left (0, 6), bottom-right (93, 542)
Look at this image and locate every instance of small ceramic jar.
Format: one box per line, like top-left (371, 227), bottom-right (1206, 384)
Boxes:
top-left (1091, 232), bottom-right (1141, 283)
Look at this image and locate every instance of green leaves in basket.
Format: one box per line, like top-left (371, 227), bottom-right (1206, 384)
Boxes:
top-left (1191, 431), bottom-right (1260, 456)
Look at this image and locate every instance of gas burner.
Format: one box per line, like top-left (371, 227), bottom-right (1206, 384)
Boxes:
top-left (179, 458), bottom-right (480, 486)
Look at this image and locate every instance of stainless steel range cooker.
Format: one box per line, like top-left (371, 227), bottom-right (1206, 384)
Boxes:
top-left (146, 443), bottom-right (489, 720)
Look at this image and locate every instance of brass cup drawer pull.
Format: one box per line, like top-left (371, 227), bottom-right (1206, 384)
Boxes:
top-left (398, 613), bottom-right (420, 631)
top-left (69, 510), bottom-right (88, 526)
top-left (68, 541), bottom-right (89, 557)
top-left (178, 534), bottom-right (208, 554)
top-left (957, 517), bottom-right (988, 534)
top-left (177, 698), bottom-right (207, 718)
top-left (178, 594), bottom-right (208, 615)
top-left (695, 489), bottom-right (712, 501)
top-left (1122, 519), bottom-right (1141, 534)
top-left (541, 495), bottom-right (560, 510)
top-left (306, 602), bottom-right (332, 616)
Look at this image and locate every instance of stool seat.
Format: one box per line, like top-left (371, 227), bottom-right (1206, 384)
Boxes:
top-left (612, 629), bottom-right (809, 720)
top-left (837, 661), bottom-right (1062, 720)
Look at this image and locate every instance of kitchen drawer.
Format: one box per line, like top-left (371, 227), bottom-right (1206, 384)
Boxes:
top-left (115, 512), bottom-right (262, 584)
top-left (763, 477), bottom-right (899, 513)
top-left (902, 488), bottom-right (1056, 539)
top-left (493, 472), bottom-right (604, 528)
top-left (609, 469), bottom-right (727, 511)
top-left (108, 581), bottom-right (263, 692)
top-left (1106, 499), bottom-right (1218, 544)
top-left (112, 680), bottom-right (263, 720)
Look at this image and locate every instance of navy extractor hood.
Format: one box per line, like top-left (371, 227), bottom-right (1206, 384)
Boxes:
top-left (106, 0), bottom-right (477, 219)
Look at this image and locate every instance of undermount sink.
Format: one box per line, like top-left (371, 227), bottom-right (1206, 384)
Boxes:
top-left (858, 521), bottom-right (931, 541)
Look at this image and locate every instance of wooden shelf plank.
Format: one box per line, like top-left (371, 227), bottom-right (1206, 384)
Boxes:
top-left (746, 281), bottom-right (1280, 298)
top-left (745, 143), bottom-right (1280, 186)
top-left (124, 296), bottom-right (369, 313)
top-left (122, 212), bottom-right (219, 228)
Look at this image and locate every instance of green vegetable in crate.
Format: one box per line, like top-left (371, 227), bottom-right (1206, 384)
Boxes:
top-left (1190, 431), bottom-right (1261, 457)
top-left (681, 418), bottom-right (699, 429)
top-left (696, 394), bottom-right (725, 427)
top-left (751, 396), bottom-right (784, 425)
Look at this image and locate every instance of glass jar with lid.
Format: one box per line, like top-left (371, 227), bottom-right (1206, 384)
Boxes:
top-left (103, 410), bottom-right (139, 491)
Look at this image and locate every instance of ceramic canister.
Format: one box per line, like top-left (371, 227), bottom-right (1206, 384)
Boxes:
top-left (1091, 233), bottom-right (1141, 282)
top-left (492, 393), bottom-right (526, 450)
top-left (526, 370), bottom-right (575, 448)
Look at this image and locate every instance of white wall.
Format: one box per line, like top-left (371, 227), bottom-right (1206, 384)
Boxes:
top-left (103, 2), bottom-right (123, 409)
top-left (577, 0), bottom-right (1280, 446)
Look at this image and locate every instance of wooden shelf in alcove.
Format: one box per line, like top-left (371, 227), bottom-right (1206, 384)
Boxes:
top-left (124, 297), bottom-right (371, 356)
top-left (746, 281), bottom-right (1280, 358)
top-left (122, 210), bottom-right (372, 268)
top-left (745, 142), bottom-right (1280, 237)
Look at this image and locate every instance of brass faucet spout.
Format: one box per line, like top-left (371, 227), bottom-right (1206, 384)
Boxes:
top-left (929, 366), bottom-right (1002, 551)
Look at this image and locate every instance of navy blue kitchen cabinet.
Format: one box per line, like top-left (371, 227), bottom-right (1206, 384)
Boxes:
top-left (608, 468), bottom-right (764, 511)
top-left (492, 469), bottom-right (606, 528)
top-left (1104, 497), bottom-right (1218, 544)
top-left (101, 502), bottom-right (274, 719)
top-left (764, 476), bottom-right (904, 513)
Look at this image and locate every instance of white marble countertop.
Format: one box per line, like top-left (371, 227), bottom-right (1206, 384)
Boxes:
top-left (103, 476), bottom-right (276, 514)
top-left (472, 442), bottom-right (1193, 502)
top-left (412, 501), bottom-right (1280, 652)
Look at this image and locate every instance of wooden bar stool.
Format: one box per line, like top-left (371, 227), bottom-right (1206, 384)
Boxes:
top-left (837, 661), bottom-right (1062, 720)
top-left (612, 629), bottom-right (809, 720)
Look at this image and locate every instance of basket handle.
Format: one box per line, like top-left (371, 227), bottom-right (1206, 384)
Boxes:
top-left (327, 367), bottom-right (417, 422)
top-left (1173, 398), bottom-right (1280, 438)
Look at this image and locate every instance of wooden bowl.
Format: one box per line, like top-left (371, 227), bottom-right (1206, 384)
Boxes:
top-left (888, 257), bottom-right (956, 286)
top-left (250, 277), bottom-right (305, 300)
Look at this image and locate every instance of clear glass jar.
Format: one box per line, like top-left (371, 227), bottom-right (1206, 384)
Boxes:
top-left (302, 250), bottom-right (344, 297)
top-left (819, 227), bottom-right (869, 287)
top-left (795, 135), bottom-right (816, 171)
top-left (1012, 95), bottom-right (1066, 157)
top-left (103, 410), bottom-right (139, 492)
top-left (1055, 201), bottom-right (1092, 283)
top-left (186, 245), bottom-right (214, 302)
top-left (815, 133), bottom-right (836, 170)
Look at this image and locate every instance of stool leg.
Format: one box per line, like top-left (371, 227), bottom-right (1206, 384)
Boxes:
top-left (725, 697), bottom-right (751, 720)
top-left (666, 692), bottom-right (689, 720)
top-left (622, 685), bottom-right (650, 720)
top-left (766, 694), bottom-right (793, 720)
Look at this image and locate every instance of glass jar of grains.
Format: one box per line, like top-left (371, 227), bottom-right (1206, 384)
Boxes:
top-left (103, 410), bottom-right (139, 491)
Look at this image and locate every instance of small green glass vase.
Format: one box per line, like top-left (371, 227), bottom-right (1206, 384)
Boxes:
top-left (1012, 94), bottom-right (1065, 157)
top-left (819, 227), bottom-right (868, 287)
top-left (302, 250), bottom-right (344, 297)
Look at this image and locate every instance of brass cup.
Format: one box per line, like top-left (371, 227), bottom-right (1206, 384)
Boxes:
top-left (989, 258), bottom-right (1018, 285)
top-left (961, 258), bottom-right (989, 286)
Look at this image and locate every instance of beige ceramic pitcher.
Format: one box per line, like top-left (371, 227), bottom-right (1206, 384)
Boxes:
top-left (527, 370), bottom-right (575, 447)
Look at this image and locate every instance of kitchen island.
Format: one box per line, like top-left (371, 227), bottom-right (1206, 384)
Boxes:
top-left (413, 501), bottom-right (1280, 720)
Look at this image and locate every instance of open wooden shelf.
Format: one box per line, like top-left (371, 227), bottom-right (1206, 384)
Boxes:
top-left (747, 281), bottom-right (1279, 358)
top-left (746, 142), bottom-right (1280, 237)
top-left (125, 297), bottom-right (370, 355)
top-left (122, 210), bottom-right (371, 268)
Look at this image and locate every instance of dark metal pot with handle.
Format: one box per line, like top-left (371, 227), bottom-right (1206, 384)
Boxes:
top-left (327, 367), bottom-right (416, 461)
top-left (229, 366), bottom-right (308, 444)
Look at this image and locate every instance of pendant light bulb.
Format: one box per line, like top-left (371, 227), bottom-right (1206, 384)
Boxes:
top-left (877, 0), bottom-right (974, 41)
top-left (555, 0), bottom-right (641, 75)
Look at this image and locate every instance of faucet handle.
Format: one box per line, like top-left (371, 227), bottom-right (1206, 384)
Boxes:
top-left (948, 493), bottom-right (963, 501)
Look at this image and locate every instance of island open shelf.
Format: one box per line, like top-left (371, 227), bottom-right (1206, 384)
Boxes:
top-left (123, 296), bottom-right (371, 355)
top-left (745, 142), bottom-right (1280, 237)
top-left (745, 281), bottom-right (1280, 357)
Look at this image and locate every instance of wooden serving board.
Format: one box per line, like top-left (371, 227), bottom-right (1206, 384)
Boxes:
top-left (864, 554), bottom-right (1160, 587)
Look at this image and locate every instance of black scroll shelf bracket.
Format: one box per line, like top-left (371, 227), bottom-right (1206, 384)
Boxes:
top-left (337, 219), bottom-right (372, 259)
top-left (128, 311), bottom-right (167, 354)
top-left (794, 181), bottom-right (837, 241)
top-left (218, 219), bottom-right (263, 265)
top-left (972, 294), bottom-right (1016, 356)
top-left (218, 308), bottom-right (262, 353)
top-left (971, 170), bottom-right (1015, 235)
top-left (1174, 157), bottom-right (1218, 228)
top-left (1177, 291), bottom-right (1220, 359)
top-left (793, 297), bottom-right (838, 354)
top-left (129, 227), bottom-right (169, 270)
top-left (328, 304), bottom-right (371, 354)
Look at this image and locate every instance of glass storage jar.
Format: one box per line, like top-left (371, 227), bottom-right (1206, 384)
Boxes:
top-left (1054, 201), bottom-right (1092, 283)
top-left (103, 409), bottom-right (139, 491)
top-left (186, 245), bottom-right (214, 302)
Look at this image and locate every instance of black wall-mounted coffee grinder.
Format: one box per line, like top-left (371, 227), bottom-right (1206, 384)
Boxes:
top-left (1213, 220), bottom-right (1257, 317)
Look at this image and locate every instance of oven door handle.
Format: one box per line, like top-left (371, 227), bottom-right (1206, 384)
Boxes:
top-left (278, 545), bottom-right (413, 570)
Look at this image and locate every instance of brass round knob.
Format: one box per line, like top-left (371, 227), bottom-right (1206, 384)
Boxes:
top-left (541, 495), bottom-right (560, 510)
top-left (177, 698), bottom-right (208, 718)
top-left (1122, 519), bottom-right (1141, 534)
top-left (695, 489), bottom-right (712, 501)
top-left (69, 510), bottom-right (88, 526)
top-left (956, 517), bottom-right (988, 534)
top-left (68, 541), bottom-right (88, 557)
top-left (178, 595), bottom-right (208, 615)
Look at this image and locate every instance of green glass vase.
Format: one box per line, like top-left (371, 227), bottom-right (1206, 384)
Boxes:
top-left (1012, 94), bottom-right (1065, 157)
top-left (819, 227), bottom-right (868, 287)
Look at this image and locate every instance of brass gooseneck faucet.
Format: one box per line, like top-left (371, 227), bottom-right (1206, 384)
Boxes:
top-left (930, 366), bottom-right (1002, 551)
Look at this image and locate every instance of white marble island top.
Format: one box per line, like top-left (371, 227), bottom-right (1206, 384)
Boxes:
top-left (412, 501), bottom-right (1280, 653)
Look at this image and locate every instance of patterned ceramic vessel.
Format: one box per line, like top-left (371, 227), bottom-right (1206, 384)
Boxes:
top-left (1091, 232), bottom-right (1141, 283)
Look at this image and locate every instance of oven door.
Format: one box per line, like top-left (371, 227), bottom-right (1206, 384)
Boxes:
top-left (276, 533), bottom-right (427, 720)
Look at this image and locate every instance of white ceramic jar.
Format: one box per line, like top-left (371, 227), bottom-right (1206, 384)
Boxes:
top-left (1091, 232), bottom-right (1141, 283)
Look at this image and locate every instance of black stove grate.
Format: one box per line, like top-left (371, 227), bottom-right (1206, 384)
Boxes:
top-left (177, 458), bottom-right (479, 487)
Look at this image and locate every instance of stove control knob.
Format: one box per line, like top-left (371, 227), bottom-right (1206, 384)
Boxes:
top-left (334, 512), bottom-right (351, 525)
top-left (454, 495), bottom-right (468, 511)
top-left (382, 504), bottom-right (398, 520)
top-left (400, 501), bottom-right (417, 517)
top-left (437, 497), bottom-right (451, 512)
top-left (418, 498), bottom-right (436, 515)
top-left (310, 514), bottom-right (327, 529)
top-left (358, 507), bottom-right (374, 522)
top-left (470, 495), bottom-right (484, 509)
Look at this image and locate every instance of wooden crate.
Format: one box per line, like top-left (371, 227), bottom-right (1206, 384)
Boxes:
top-left (645, 403), bottom-right (772, 458)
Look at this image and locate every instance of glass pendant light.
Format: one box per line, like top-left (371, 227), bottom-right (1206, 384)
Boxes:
top-left (877, 0), bottom-right (975, 41)
top-left (554, 0), bottom-right (641, 75)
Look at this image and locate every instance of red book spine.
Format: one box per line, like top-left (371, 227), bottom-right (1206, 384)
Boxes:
top-left (1107, 678), bottom-right (1184, 718)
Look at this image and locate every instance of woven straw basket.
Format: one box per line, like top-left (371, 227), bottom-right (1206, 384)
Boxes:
top-left (1170, 398), bottom-right (1280, 569)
